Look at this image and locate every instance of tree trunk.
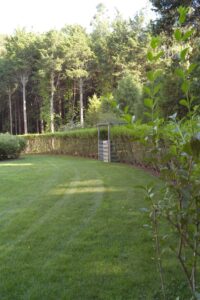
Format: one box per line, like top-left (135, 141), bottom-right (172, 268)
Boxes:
top-left (1, 112), bottom-right (3, 131)
top-left (41, 119), bottom-right (44, 133)
top-left (71, 80), bottom-right (76, 123)
top-left (50, 71), bottom-right (55, 133)
top-left (8, 89), bottom-right (13, 135)
top-left (14, 100), bottom-right (17, 134)
top-left (18, 99), bottom-right (22, 135)
top-left (36, 119), bottom-right (39, 133)
top-left (20, 74), bottom-right (28, 134)
top-left (79, 78), bottom-right (84, 128)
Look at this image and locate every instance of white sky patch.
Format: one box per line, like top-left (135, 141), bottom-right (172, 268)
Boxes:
top-left (0, 0), bottom-right (154, 34)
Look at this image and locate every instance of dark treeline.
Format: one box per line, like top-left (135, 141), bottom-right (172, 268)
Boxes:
top-left (0, 1), bottom-right (200, 134)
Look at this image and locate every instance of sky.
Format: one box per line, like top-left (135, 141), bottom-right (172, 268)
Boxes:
top-left (0, 0), bottom-right (154, 35)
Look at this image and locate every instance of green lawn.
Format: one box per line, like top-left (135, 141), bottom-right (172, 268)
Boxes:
top-left (0, 155), bottom-right (190, 299)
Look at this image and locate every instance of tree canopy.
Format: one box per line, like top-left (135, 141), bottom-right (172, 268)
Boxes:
top-left (150, 0), bottom-right (200, 34)
top-left (0, 2), bottom-right (199, 133)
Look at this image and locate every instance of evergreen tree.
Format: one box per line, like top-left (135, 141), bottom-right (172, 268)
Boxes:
top-left (63, 25), bottom-right (93, 127)
top-left (5, 29), bottom-right (38, 134)
top-left (37, 30), bottom-right (65, 132)
top-left (150, 0), bottom-right (200, 34)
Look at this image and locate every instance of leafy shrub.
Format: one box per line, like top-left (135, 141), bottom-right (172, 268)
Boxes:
top-left (0, 134), bottom-right (26, 160)
top-left (142, 8), bottom-right (200, 298)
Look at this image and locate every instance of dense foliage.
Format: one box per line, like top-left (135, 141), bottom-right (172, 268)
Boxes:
top-left (0, 3), bottom-right (199, 135)
top-left (140, 7), bottom-right (200, 299)
top-left (150, 0), bottom-right (200, 34)
top-left (0, 5), bottom-right (149, 134)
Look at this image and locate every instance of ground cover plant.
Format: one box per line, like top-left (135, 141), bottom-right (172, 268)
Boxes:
top-left (0, 155), bottom-right (191, 299)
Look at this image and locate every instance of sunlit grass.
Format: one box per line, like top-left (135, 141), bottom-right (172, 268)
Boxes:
top-left (0, 163), bottom-right (33, 167)
top-left (51, 184), bottom-right (123, 195)
top-left (0, 155), bottom-right (190, 299)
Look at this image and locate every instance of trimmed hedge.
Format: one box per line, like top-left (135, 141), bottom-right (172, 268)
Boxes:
top-left (23, 128), bottom-right (98, 158)
top-left (23, 125), bottom-right (160, 169)
top-left (0, 134), bottom-right (26, 160)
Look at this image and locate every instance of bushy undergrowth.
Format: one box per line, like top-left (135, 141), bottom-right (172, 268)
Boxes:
top-left (0, 134), bottom-right (26, 160)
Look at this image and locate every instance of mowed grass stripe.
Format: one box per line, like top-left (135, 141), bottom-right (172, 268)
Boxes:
top-left (0, 155), bottom-right (189, 299)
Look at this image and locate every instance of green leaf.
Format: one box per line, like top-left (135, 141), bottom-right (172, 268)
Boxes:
top-left (147, 69), bottom-right (162, 82)
top-left (169, 145), bottom-right (177, 155)
top-left (182, 186), bottom-right (192, 208)
top-left (188, 63), bottom-right (197, 74)
top-left (153, 83), bottom-right (162, 96)
top-left (154, 69), bottom-right (162, 80)
top-left (124, 105), bottom-right (129, 114)
top-left (144, 112), bottom-right (152, 118)
top-left (180, 47), bottom-right (189, 60)
top-left (147, 50), bottom-right (164, 62)
top-left (147, 71), bottom-right (154, 82)
top-left (190, 96), bottom-right (196, 105)
top-left (181, 81), bottom-right (190, 94)
top-left (150, 36), bottom-right (160, 49)
top-left (182, 142), bottom-right (192, 156)
top-left (174, 29), bottom-right (182, 41)
top-left (147, 51), bottom-right (154, 62)
top-left (175, 68), bottom-right (185, 79)
top-left (178, 6), bottom-right (189, 25)
top-left (155, 50), bottom-right (164, 60)
top-left (144, 86), bottom-right (152, 96)
top-left (144, 98), bottom-right (153, 109)
top-left (190, 133), bottom-right (200, 158)
top-left (179, 99), bottom-right (188, 108)
top-left (182, 29), bottom-right (194, 41)
top-left (123, 114), bottom-right (132, 123)
top-left (179, 14), bottom-right (186, 25)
